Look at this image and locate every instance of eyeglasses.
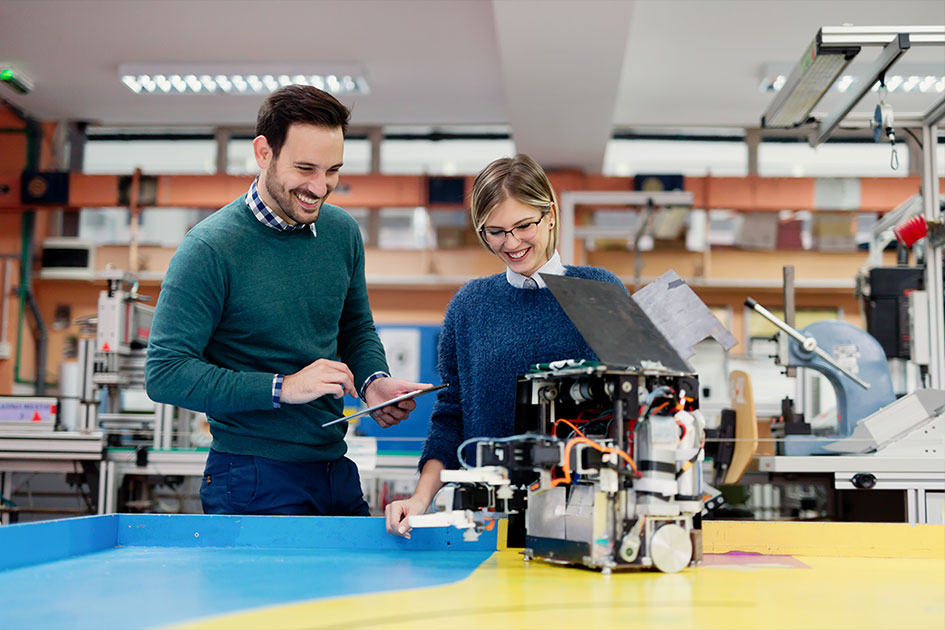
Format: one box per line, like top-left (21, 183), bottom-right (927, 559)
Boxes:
top-left (480, 211), bottom-right (549, 246)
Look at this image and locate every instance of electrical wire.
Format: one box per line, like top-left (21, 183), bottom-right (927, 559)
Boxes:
top-left (552, 436), bottom-right (641, 487)
top-left (638, 385), bottom-right (675, 418)
top-left (457, 433), bottom-right (559, 469)
top-left (645, 401), bottom-right (670, 418)
top-left (676, 450), bottom-right (701, 478)
top-left (903, 127), bottom-right (922, 150)
top-left (554, 418), bottom-right (585, 438)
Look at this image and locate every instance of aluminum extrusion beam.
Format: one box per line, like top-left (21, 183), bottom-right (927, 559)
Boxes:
top-left (808, 34), bottom-right (910, 147)
top-left (921, 123), bottom-right (945, 389)
top-left (923, 96), bottom-right (945, 127)
top-left (819, 25), bottom-right (945, 46)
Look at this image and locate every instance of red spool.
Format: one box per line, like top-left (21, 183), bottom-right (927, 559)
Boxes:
top-left (893, 214), bottom-right (928, 247)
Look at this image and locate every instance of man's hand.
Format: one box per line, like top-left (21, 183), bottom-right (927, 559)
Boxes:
top-left (363, 377), bottom-right (433, 428)
top-left (281, 359), bottom-right (356, 404)
top-left (384, 496), bottom-right (429, 538)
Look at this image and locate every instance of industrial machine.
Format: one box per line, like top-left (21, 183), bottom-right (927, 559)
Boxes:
top-left (410, 272), bottom-right (736, 573)
top-left (0, 396), bottom-right (58, 432)
top-left (746, 293), bottom-right (944, 522)
top-left (746, 295), bottom-right (943, 454)
top-left (76, 269), bottom-right (195, 448)
top-left (745, 297), bottom-right (898, 456)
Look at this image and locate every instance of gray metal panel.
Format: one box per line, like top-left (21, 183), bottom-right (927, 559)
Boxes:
top-left (0, 432), bottom-right (104, 459)
top-left (825, 389), bottom-right (945, 453)
top-left (526, 486), bottom-right (567, 539)
top-left (630, 270), bottom-right (737, 367)
top-left (564, 483), bottom-right (596, 543)
top-left (756, 455), bottom-right (945, 473)
top-left (542, 274), bottom-right (691, 374)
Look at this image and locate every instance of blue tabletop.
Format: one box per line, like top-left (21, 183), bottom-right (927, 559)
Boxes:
top-left (0, 514), bottom-right (496, 629)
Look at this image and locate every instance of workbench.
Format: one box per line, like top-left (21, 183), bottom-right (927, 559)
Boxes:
top-left (0, 515), bottom-right (941, 629)
top-left (0, 431), bottom-right (106, 524)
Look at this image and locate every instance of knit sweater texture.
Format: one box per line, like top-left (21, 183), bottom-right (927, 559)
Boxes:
top-left (420, 266), bottom-right (624, 470)
top-left (145, 196), bottom-right (388, 462)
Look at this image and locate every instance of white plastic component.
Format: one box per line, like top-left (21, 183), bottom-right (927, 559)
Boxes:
top-left (675, 409), bottom-right (703, 514)
top-left (440, 466), bottom-right (510, 485)
top-left (408, 510), bottom-right (476, 530)
top-left (909, 291), bottom-right (931, 367)
top-left (634, 416), bottom-right (678, 496)
top-left (599, 466), bottom-right (619, 494)
top-left (825, 389), bottom-right (945, 454)
top-left (462, 528), bottom-right (481, 542)
top-left (618, 517), bottom-right (645, 563)
top-left (619, 532), bottom-right (641, 562)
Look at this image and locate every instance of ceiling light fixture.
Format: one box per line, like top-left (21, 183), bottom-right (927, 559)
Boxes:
top-left (118, 64), bottom-right (370, 95)
top-left (761, 26), bottom-right (945, 145)
top-left (0, 63), bottom-right (33, 94)
top-left (763, 70), bottom-right (945, 95)
top-left (760, 33), bottom-right (861, 128)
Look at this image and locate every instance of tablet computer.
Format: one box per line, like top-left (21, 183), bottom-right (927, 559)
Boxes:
top-left (322, 383), bottom-right (449, 427)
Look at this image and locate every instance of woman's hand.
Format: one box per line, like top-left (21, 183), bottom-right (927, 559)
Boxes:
top-left (384, 495), bottom-right (430, 538)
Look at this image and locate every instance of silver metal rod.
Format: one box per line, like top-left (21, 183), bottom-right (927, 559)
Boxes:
top-left (745, 297), bottom-right (870, 389)
top-left (809, 345), bottom-right (870, 389)
top-left (923, 96), bottom-right (945, 127)
top-left (921, 123), bottom-right (945, 389)
top-left (783, 266), bottom-right (796, 378)
top-left (819, 25), bottom-right (944, 46)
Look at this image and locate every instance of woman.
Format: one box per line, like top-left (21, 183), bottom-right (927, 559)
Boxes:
top-left (385, 154), bottom-right (624, 537)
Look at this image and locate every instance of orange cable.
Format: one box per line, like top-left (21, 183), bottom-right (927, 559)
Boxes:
top-left (561, 437), bottom-right (641, 485)
top-left (651, 401), bottom-right (670, 415)
top-left (555, 418), bottom-right (585, 438)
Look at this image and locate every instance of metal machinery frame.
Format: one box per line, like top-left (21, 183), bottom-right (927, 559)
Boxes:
top-left (755, 26), bottom-right (945, 523)
top-left (74, 269), bottom-right (204, 450)
top-left (761, 25), bottom-right (944, 387)
top-left (409, 273), bottom-right (737, 573)
top-left (0, 270), bottom-right (204, 522)
top-left (0, 431), bottom-right (105, 524)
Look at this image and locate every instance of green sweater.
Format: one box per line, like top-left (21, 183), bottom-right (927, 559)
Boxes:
top-left (145, 196), bottom-right (388, 462)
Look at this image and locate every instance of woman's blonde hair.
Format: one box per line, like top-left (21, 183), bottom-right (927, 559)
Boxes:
top-left (470, 154), bottom-right (558, 261)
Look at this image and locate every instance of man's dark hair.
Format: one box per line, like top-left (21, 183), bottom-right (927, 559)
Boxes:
top-left (255, 85), bottom-right (351, 157)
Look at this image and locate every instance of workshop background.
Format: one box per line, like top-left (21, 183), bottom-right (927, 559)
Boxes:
top-left (0, 0), bottom-right (943, 536)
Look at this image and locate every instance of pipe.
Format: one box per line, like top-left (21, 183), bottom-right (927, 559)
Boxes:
top-left (0, 257), bottom-right (11, 349)
top-left (6, 101), bottom-right (49, 392)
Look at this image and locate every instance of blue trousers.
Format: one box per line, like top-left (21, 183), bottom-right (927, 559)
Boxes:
top-left (199, 449), bottom-right (371, 516)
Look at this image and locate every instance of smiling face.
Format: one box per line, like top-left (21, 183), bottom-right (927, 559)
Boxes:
top-left (482, 196), bottom-right (555, 277)
top-left (253, 123), bottom-right (344, 225)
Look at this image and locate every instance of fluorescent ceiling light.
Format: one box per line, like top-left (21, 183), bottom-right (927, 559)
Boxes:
top-left (763, 72), bottom-right (945, 94)
top-left (119, 63), bottom-right (370, 95)
top-left (762, 27), bottom-right (945, 139)
top-left (761, 33), bottom-right (860, 128)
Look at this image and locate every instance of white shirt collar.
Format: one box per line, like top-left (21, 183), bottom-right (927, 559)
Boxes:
top-left (506, 251), bottom-right (565, 289)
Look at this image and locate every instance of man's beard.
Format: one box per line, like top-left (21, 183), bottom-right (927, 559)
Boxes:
top-left (265, 162), bottom-right (326, 225)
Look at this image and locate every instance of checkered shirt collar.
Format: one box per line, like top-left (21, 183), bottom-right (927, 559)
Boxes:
top-left (245, 178), bottom-right (317, 236)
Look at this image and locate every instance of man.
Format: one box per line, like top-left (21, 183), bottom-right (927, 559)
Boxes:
top-left (145, 85), bottom-right (428, 516)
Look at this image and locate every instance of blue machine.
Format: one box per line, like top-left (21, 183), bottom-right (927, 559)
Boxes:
top-left (784, 320), bottom-right (896, 455)
top-left (746, 298), bottom-right (896, 456)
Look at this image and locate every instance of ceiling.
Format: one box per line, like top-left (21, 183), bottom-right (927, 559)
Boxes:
top-left (0, 0), bottom-right (942, 171)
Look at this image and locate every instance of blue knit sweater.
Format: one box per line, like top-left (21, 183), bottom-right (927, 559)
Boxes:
top-left (420, 266), bottom-right (625, 470)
